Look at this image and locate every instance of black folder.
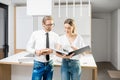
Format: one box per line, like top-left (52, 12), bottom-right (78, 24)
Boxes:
top-left (52, 46), bottom-right (90, 56)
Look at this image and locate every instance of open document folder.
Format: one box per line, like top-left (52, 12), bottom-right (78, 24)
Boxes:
top-left (52, 46), bottom-right (90, 56)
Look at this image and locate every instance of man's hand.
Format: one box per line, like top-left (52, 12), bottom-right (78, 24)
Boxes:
top-left (35, 50), bottom-right (42, 56)
top-left (42, 48), bottom-right (53, 55)
top-left (35, 49), bottom-right (53, 56)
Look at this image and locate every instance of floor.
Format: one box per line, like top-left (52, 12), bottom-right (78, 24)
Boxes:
top-left (97, 62), bottom-right (120, 80)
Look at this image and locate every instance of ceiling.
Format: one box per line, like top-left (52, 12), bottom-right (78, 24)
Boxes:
top-left (11, 0), bottom-right (120, 13)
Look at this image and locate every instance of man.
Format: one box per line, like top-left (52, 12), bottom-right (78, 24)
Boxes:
top-left (26, 16), bottom-right (59, 80)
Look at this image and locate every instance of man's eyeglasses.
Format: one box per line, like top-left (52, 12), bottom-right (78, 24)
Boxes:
top-left (45, 23), bottom-right (55, 27)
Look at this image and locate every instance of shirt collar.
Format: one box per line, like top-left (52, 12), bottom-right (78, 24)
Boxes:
top-left (41, 28), bottom-right (52, 34)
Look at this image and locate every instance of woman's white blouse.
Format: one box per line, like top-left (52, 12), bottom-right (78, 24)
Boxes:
top-left (58, 34), bottom-right (85, 60)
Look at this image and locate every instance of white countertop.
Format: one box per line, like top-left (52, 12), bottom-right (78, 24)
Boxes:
top-left (0, 51), bottom-right (97, 68)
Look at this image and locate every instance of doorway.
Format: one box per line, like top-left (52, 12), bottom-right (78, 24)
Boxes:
top-left (0, 3), bottom-right (9, 59)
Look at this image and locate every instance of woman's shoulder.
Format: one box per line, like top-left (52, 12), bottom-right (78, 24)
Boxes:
top-left (75, 34), bottom-right (83, 40)
top-left (75, 33), bottom-right (82, 37)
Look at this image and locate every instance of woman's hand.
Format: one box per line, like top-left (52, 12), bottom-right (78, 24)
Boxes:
top-left (71, 46), bottom-right (78, 50)
top-left (62, 53), bottom-right (74, 59)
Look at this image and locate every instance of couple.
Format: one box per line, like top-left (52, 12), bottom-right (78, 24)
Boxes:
top-left (26, 16), bottom-right (85, 80)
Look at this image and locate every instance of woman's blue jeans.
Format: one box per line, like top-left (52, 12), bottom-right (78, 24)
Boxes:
top-left (61, 59), bottom-right (81, 80)
top-left (32, 60), bottom-right (53, 80)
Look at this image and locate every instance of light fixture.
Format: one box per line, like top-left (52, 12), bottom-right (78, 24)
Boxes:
top-left (73, 0), bottom-right (75, 17)
top-left (88, 0), bottom-right (91, 16)
top-left (66, 0), bottom-right (68, 17)
top-left (56, 0), bottom-right (90, 17)
top-left (58, 0), bottom-right (61, 18)
top-left (80, 0), bottom-right (82, 16)
top-left (27, 0), bottom-right (52, 16)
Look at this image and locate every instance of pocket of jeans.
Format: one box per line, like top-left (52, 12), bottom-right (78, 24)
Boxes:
top-left (33, 61), bottom-right (43, 69)
top-left (47, 62), bottom-right (53, 71)
top-left (49, 64), bottom-right (54, 71)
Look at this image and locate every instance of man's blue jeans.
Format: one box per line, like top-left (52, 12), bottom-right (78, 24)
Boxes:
top-left (61, 59), bottom-right (81, 80)
top-left (32, 60), bottom-right (53, 80)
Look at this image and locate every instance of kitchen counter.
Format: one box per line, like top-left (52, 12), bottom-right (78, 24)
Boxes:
top-left (0, 51), bottom-right (97, 80)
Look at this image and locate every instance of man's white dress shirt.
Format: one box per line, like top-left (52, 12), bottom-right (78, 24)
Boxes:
top-left (26, 29), bottom-right (59, 62)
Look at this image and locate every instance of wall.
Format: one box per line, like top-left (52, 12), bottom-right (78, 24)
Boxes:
top-left (16, 7), bottom-right (33, 49)
top-left (111, 9), bottom-right (120, 70)
top-left (0, 0), bottom-right (10, 5)
top-left (8, 3), bottom-right (15, 55)
top-left (118, 9), bottom-right (120, 70)
top-left (92, 19), bottom-right (107, 62)
top-left (111, 10), bottom-right (118, 69)
top-left (92, 13), bottom-right (111, 62)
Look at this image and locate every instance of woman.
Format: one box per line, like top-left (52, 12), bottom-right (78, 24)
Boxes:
top-left (56, 18), bottom-right (85, 80)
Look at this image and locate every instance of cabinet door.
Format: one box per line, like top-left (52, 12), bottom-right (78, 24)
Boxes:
top-left (15, 6), bottom-right (33, 53)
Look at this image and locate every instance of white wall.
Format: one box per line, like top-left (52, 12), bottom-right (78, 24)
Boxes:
top-left (118, 9), bottom-right (120, 70)
top-left (111, 10), bottom-right (118, 69)
top-left (0, 0), bottom-right (10, 5)
top-left (92, 19), bottom-right (107, 62)
top-left (16, 7), bottom-right (33, 49)
top-left (92, 13), bottom-right (111, 62)
top-left (8, 4), bottom-right (15, 55)
top-left (111, 9), bottom-right (120, 70)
